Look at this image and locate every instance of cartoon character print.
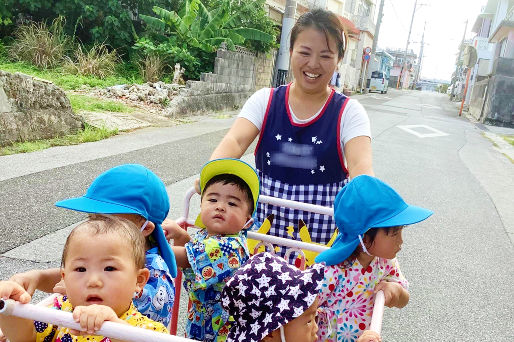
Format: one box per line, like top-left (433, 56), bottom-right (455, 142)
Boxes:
top-left (208, 246), bottom-right (222, 261)
top-left (151, 285), bottom-right (168, 311)
top-left (227, 253), bottom-right (240, 269)
top-left (202, 266), bottom-right (216, 281)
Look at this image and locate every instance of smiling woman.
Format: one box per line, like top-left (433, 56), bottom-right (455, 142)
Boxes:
top-left (209, 9), bottom-right (374, 253)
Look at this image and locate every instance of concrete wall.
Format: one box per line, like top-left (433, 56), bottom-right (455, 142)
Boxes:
top-left (0, 71), bottom-right (83, 147)
top-left (482, 74), bottom-right (514, 127)
top-left (165, 47), bottom-right (261, 117)
top-left (469, 78), bottom-right (489, 120)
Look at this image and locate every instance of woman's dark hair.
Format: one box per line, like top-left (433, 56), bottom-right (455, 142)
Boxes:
top-left (348, 226), bottom-right (403, 261)
top-left (290, 9), bottom-right (347, 59)
top-left (202, 174), bottom-right (254, 215)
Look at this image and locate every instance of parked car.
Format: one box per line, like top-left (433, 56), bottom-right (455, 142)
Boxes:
top-left (369, 71), bottom-right (389, 94)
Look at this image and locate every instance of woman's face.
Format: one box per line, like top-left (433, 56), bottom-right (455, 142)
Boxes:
top-left (290, 27), bottom-right (340, 94)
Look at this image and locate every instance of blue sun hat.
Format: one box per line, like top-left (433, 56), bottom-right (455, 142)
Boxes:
top-left (55, 164), bottom-right (177, 277)
top-left (195, 158), bottom-right (260, 228)
top-left (222, 252), bottom-right (324, 342)
top-left (315, 175), bottom-right (433, 266)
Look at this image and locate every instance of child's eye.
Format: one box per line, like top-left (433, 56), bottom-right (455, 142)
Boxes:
top-left (208, 198), bottom-right (217, 203)
top-left (75, 267), bottom-right (86, 272)
top-left (104, 266), bottom-right (116, 271)
top-left (228, 202), bottom-right (238, 207)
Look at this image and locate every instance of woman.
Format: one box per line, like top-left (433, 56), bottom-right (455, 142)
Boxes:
top-left (210, 9), bottom-right (374, 248)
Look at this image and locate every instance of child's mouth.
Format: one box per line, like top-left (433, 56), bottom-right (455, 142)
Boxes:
top-left (86, 295), bottom-right (103, 304)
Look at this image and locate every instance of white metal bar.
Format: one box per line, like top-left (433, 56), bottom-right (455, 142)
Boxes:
top-left (369, 290), bottom-right (385, 333)
top-left (0, 299), bottom-right (195, 342)
top-left (259, 194), bottom-right (334, 216)
top-left (247, 231), bottom-right (329, 253)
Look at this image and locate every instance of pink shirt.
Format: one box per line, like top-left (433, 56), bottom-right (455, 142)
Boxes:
top-left (316, 257), bottom-right (408, 342)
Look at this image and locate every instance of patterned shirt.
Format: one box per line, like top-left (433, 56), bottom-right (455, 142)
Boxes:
top-left (316, 257), bottom-right (408, 342)
top-left (133, 247), bottom-right (175, 328)
top-left (183, 229), bottom-right (250, 342)
top-left (34, 295), bottom-right (168, 342)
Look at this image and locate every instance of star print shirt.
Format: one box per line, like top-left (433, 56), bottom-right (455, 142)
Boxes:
top-left (316, 257), bottom-right (408, 342)
top-left (34, 295), bottom-right (168, 342)
top-left (183, 229), bottom-right (250, 342)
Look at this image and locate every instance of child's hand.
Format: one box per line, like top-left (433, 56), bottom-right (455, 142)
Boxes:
top-left (0, 280), bottom-right (31, 304)
top-left (374, 281), bottom-right (409, 308)
top-left (71, 305), bottom-right (126, 335)
top-left (357, 330), bottom-right (382, 342)
top-left (163, 219), bottom-right (191, 246)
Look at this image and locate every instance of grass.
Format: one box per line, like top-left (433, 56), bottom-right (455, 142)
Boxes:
top-left (0, 124), bottom-right (118, 156)
top-left (68, 94), bottom-right (135, 113)
top-left (503, 135), bottom-right (514, 147)
top-left (0, 60), bottom-right (142, 90)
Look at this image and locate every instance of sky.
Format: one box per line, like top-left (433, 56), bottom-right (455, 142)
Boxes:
top-left (375, 0), bottom-right (487, 81)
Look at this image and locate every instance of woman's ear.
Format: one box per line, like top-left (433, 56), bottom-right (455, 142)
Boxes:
top-left (135, 268), bottom-right (150, 293)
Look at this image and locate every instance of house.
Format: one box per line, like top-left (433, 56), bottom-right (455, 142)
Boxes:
top-left (467, 0), bottom-right (513, 127)
top-left (386, 48), bottom-right (418, 89)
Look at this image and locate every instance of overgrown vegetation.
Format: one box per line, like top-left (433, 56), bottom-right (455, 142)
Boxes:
top-left (64, 44), bottom-right (119, 78)
top-left (8, 17), bottom-right (69, 68)
top-left (68, 94), bottom-right (135, 113)
top-left (0, 124), bottom-right (118, 156)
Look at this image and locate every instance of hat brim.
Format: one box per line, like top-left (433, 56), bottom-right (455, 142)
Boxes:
top-left (315, 237), bottom-right (360, 266)
top-left (55, 196), bottom-right (142, 216)
top-left (196, 158), bottom-right (260, 228)
top-left (372, 204), bottom-right (433, 228)
top-left (153, 223), bottom-right (177, 278)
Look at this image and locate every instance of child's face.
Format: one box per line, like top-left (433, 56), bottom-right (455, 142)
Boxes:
top-left (367, 227), bottom-right (404, 259)
top-left (61, 230), bottom-right (148, 316)
top-left (282, 297), bottom-right (319, 342)
top-left (200, 182), bottom-right (251, 236)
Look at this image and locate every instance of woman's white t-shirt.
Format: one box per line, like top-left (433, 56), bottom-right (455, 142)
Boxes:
top-left (238, 88), bottom-right (371, 150)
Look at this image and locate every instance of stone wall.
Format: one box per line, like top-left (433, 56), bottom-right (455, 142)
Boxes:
top-left (0, 71), bottom-right (83, 147)
top-left (254, 50), bottom-right (276, 91)
top-left (482, 74), bottom-right (514, 127)
top-left (165, 47), bottom-right (257, 117)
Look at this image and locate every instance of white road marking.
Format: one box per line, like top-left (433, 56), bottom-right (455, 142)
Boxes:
top-left (397, 125), bottom-right (449, 138)
top-left (419, 104), bottom-right (442, 109)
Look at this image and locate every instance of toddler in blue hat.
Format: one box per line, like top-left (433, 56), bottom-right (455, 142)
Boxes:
top-left (171, 158), bottom-right (260, 342)
top-left (7, 164), bottom-right (186, 329)
top-left (314, 175), bottom-right (433, 342)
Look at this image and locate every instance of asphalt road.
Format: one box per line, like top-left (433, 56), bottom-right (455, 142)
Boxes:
top-left (0, 89), bottom-right (513, 341)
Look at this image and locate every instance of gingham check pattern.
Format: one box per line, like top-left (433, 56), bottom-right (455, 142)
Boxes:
top-left (256, 170), bottom-right (346, 249)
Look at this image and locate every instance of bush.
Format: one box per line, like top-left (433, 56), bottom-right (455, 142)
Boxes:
top-left (64, 44), bottom-right (119, 78)
top-left (139, 54), bottom-right (166, 82)
top-left (9, 17), bottom-right (69, 68)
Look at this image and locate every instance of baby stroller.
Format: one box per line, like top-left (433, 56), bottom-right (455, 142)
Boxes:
top-left (0, 188), bottom-right (385, 341)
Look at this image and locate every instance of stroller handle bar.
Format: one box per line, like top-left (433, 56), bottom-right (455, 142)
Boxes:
top-left (0, 299), bottom-right (196, 342)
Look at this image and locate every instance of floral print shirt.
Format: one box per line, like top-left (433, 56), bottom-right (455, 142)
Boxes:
top-left (316, 257), bottom-right (408, 342)
top-left (34, 295), bottom-right (168, 342)
top-left (183, 229), bottom-right (250, 342)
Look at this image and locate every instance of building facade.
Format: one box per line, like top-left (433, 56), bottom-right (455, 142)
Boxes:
top-left (467, 0), bottom-right (513, 127)
top-left (385, 48), bottom-right (418, 89)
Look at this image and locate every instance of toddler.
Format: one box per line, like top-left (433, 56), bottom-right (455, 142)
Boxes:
top-left (171, 158), bottom-right (260, 341)
top-left (0, 215), bottom-right (168, 341)
top-left (9, 164), bottom-right (184, 328)
top-left (314, 175), bottom-right (433, 341)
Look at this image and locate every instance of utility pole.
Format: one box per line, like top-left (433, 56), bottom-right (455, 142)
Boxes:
top-left (274, 0), bottom-right (297, 87)
top-left (413, 21), bottom-right (426, 88)
top-left (365, 0), bottom-right (385, 92)
top-left (397, 0), bottom-right (417, 89)
top-left (450, 19), bottom-right (468, 101)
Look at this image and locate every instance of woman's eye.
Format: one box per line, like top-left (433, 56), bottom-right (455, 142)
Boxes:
top-left (104, 266), bottom-right (116, 271)
top-left (75, 267), bottom-right (86, 272)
